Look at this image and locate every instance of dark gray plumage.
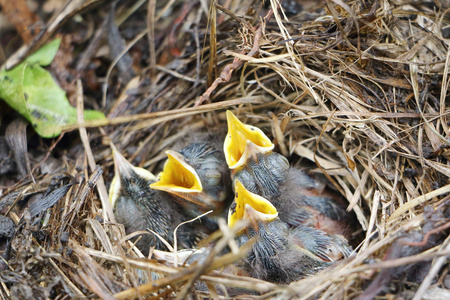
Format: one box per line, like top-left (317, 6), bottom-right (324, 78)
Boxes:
top-left (110, 151), bottom-right (205, 255)
top-left (229, 181), bottom-right (332, 283)
top-left (177, 139), bottom-right (231, 212)
top-left (233, 150), bottom-right (290, 199)
top-left (224, 112), bottom-right (352, 242)
top-left (233, 205), bottom-right (331, 283)
top-left (234, 151), bottom-right (352, 239)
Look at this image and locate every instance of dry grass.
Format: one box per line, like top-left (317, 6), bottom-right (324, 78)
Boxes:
top-left (1, 0), bottom-right (449, 299)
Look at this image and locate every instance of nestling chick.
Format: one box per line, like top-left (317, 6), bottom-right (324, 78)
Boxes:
top-left (225, 111), bottom-right (353, 241)
top-left (290, 224), bottom-right (352, 262)
top-left (236, 161), bottom-right (353, 259)
top-left (228, 180), bottom-right (332, 283)
top-left (150, 133), bottom-right (231, 215)
top-left (274, 167), bottom-right (352, 240)
top-left (109, 150), bottom-right (206, 255)
top-left (224, 110), bottom-right (290, 197)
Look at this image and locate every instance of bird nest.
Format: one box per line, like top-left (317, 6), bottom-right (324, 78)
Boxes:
top-left (0, 0), bottom-right (449, 299)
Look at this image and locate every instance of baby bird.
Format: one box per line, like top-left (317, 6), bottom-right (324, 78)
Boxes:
top-left (272, 167), bottom-right (353, 241)
top-left (224, 111), bottom-right (291, 197)
top-left (109, 150), bottom-right (206, 255)
top-left (289, 224), bottom-right (352, 262)
top-left (225, 111), bottom-right (352, 241)
top-left (150, 133), bottom-right (231, 215)
top-left (228, 180), bottom-right (333, 283)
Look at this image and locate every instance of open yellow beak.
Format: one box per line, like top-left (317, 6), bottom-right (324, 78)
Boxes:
top-left (150, 150), bottom-right (203, 195)
top-left (228, 180), bottom-right (278, 229)
top-left (109, 150), bottom-right (156, 207)
top-left (224, 110), bottom-right (274, 169)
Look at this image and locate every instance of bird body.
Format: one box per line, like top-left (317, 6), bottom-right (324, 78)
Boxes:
top-left (272, 167), bottom-right (353, 242)
top-left (233, 151), bottom-right (349, 228)
top-left (233, 145), bottom-right (353, 251)
top-left (224, 111), bottom-right (353, 257)
top-left (290, 224), bottom-right (352, 262)
top-left (234, 214), bottom-right (332, 283)
top-left (229, 180), bottom-right (332, 283)
top-left (109, 151), bottom-right (205, 255)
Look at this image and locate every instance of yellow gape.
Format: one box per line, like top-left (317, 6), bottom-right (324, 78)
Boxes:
top-left (228, 180), bottom-right (278, 229)
top-left (224, 110), bottom-right (274, 169)
top-left (150, 150), bottom-right (202, 194)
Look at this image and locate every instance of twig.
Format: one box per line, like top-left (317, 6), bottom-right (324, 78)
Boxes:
top-left (147, 0), bottom-right (156, 78)
top-left (175, 219), bottom-right (249, 300)
top-left (62, 96), bottom-right (262, 131)
top-left (172, 210), bottom-right (212, 267)
top-left (412, 236), bottom-right (450, 300)
top-left (76, 80), bottom-right (115, 223)
top-left (400, 221), bottom-right (450, 247)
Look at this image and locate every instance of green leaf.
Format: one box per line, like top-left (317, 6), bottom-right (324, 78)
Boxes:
top-left (25, 38), bottom-right (61, 66)
top-left (0, 39), bottom-right (105, 138)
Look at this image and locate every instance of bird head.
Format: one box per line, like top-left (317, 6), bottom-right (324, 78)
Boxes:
top-left (224, 110), bottom-right (274, 169)
top-left (109, 150), bottom-right (157, 208)
top-left (228, 180), bottom-right (278, 230)
top-left (150, 150), bottom-right (217, 209)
